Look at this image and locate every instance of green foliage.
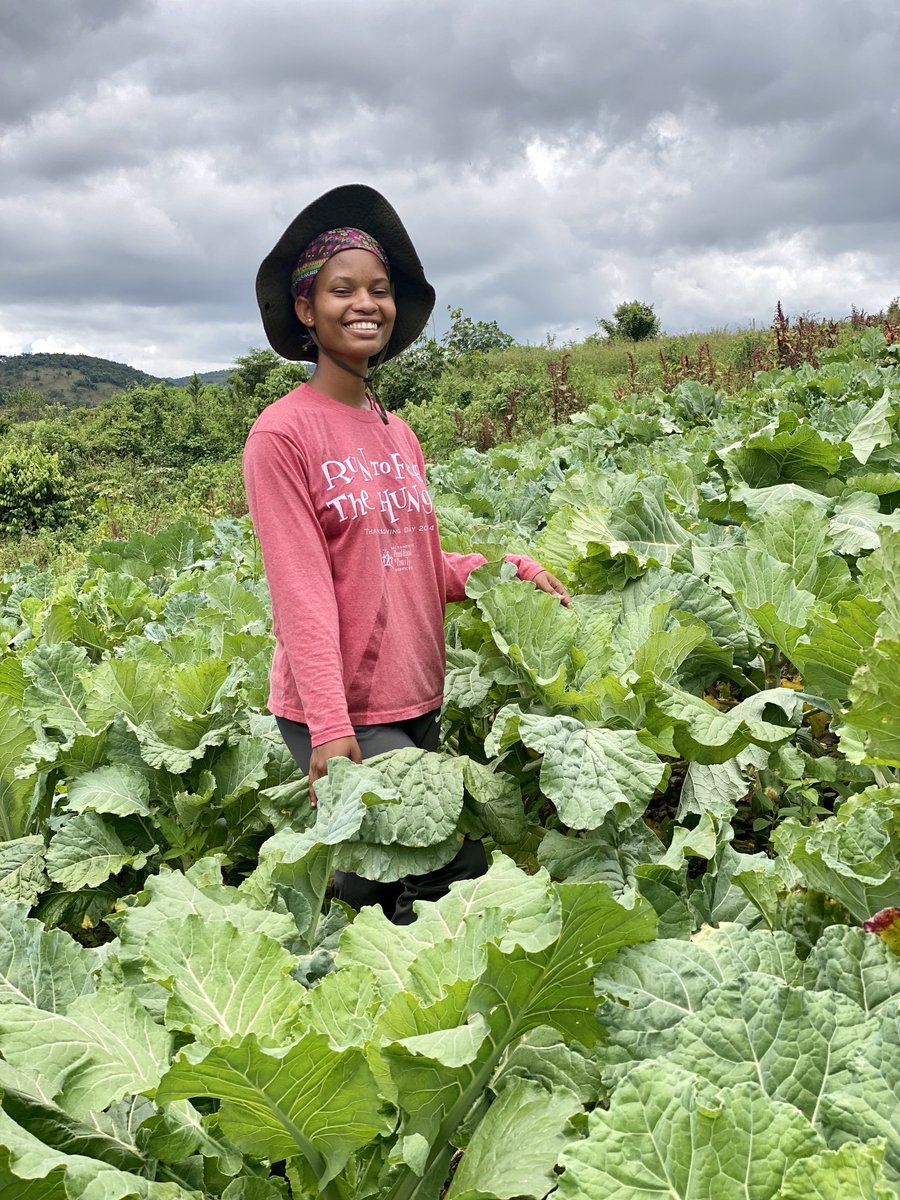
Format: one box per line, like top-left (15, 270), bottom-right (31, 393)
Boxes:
top-left (375, 307), bottom-right (515, 414)
top-left (174, 454), bottom-right (247, 519)
top-left (228, 346), bottom-right (308, 407)
top-left (441, 305), bottom-right (515, 356)
top-left (0, 328), bottom-right (899, 1197)
top-left (375, 334), bottom-right (448, 411)
top-left (598, 299), bottom-right (661, 341)
top-left (0, 444), bottom-right (78, 536)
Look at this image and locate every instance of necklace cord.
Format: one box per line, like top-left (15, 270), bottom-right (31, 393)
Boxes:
top-left (308, 330), bottom-right (390, 424)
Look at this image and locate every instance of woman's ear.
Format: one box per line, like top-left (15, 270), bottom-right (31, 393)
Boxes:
top-left (294, 296), bottom-right (313, 327)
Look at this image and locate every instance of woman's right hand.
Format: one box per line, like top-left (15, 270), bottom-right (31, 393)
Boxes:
top-left (308, 735), bottom-right (363, 807)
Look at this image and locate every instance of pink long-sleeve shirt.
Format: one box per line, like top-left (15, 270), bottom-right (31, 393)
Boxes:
top-left (243, 384), bottom-right (544, 746)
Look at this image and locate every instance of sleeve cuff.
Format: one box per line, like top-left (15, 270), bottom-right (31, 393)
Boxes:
top-left (503, 554), bottom-right (546, 583)
top-left (309, 721), bottom-right (356, 749)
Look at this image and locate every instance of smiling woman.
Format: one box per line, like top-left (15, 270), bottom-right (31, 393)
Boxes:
top-left (294, 248), bottom-right (397, 390)
top-left (243, 184), bottom-right (571, 923)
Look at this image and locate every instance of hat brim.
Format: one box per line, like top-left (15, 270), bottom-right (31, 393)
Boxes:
top-left (256, 184), bottom-right (436, 364)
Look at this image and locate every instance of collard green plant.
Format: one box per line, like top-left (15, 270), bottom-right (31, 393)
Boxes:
top-left (0, 332), bottom-right (899, 1196)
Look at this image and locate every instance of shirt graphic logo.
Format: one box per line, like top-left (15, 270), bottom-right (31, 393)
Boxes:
top-left (319, 447), bottom-right (433, 525)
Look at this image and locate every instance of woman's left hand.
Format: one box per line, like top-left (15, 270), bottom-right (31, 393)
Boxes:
top-left (531, 570), bottom-right (572, 607)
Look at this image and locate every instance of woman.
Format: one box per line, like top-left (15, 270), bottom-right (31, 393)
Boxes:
top-left (245, 184), bottom-right (570, 923)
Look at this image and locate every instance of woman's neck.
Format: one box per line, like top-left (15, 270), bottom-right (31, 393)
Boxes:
top-left (307, 357), bottom-right (370, 409)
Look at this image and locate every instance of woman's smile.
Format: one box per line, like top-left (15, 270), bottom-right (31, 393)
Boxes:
top-left (344, 319), bottom-right (381, 333)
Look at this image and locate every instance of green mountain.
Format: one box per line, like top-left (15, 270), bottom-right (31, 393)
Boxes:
top-left (0, 352), bottom-right (161, 408)
top-left (0, 353), bottom-right (232, 410)
top-left (167, 368), bottom-right (234, 387)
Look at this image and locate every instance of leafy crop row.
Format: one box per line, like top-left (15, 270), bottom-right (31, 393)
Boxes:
top-left (0, 327), bottom-right (899, 1197)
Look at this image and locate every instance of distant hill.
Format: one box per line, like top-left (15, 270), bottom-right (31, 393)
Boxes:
top-left (0, 353), bottom-right (232, 410)
top-left (0, 353), bottom-right (162, 408)
top-left (167, 368), bottom-right (234, 387)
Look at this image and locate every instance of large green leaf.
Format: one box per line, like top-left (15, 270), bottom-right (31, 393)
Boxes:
top-left (567, 478), bottom-right (690, 577)
top-left (460, 758), bottom-right (526, 846)
top-left (620, 566), bottom-right (748, 653)
top-left (537, 812), bottom-right (663, 890)
top-left (46, 813), bottom-right (149, 891)
top-left (708, 547), bottom-right (815, 656)
top-left (260, 749), bottom-right (474, 887)
top-left (113, 864), bottom-right (300, 960)
top-left (557, 1064), bottom-right (821, 1200)
top-left (594, 927), bottom-right (802, 1076)
top-left (445, 1077), bottom-right (580, 1200)
top-left (21, 644), bottom-right (97, 738)
top-left (0, 1086), bottom-right (146, 1173)
top-left (470, 880), bottom-right (657, 1046)
top-left (511, 712), bottom-right (665, 829)
top-left (211, 735), bottom-right (271, 802)
top-left (443, 646), bottom-right (494, 711)
top-left (779, 1141), bottom-right (896, 1200)
top-left (335, 855), bottom-right (560, 1002)
top-left (664, 973), bottom-right (875, 1127)
top-left (0, 838), bottom-right (47, 906)
top-left (678, 743), bottom-right (769, 821)
top-left (332, 833), bottom-right (464, 883)
top-left (0, 1104), bottom-right (193, 1200)
top-left (142, 914), bottom-right (306, 1045)
top-left (829, 490), bottom-right (900, 555)
top-left (875, 528), bottom-right (900, 638)
top-left (793, 595), bottom-right (880, 708)
top-left (806, 924), bottom-right (900, 1015)
top-left (83, 658), bottom-right (168, 729)
top-left (65, 765), bottom-right (152, 819)
top-left (721, 412), bottom-right (843, 487)
top-left (772, 789), bottom-right (900, 922)
top-left (0, 902), bottom-right (93, 1010)
top-left (845, 389), bottom-right (894, 464)
top-left (745, 500), bottom-right (831, 593)
top-left (370, 875), bottom-right (655, 1191)
top-left (474, 579), bottom-right (578, 701)
top-left (157, 1032), bottom-right (387, 1188)
top-left (0, 988), bottom-right (172, 1117)
top-left (0, 699), bottom-right (39, 841)
top-left (647, 683), bottom-right (798, 765)
top-left (351, 750), bottom-right (465, 848)
top-left (170, 659), bottom-right (235, 718)
top-left (298, 963), bottom-right (381, 1052)
top-left (845, 636), bottom-right (900, 764)
top-left (201, 573), bottom-right (269, 630)
top-left (122, 715), bottom-right (232, 774)
top-left (820, 1010), bottom-right (900, 1182)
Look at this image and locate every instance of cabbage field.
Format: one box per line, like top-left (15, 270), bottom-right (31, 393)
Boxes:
top-left (0, 327), bottom-right (899, 1198)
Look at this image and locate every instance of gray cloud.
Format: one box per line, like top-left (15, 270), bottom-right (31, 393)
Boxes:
top-left (1, 0), bottom-right (899, 374)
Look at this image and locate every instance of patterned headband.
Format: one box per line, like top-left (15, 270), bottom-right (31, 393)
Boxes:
top-left (290, 227), bottom-right (390, 300)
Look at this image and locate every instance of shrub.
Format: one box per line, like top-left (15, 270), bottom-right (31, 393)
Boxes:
top-left (441, 306), bottom-right (515, 356)
top-left (0, 444), bottom-right (78, 535)
top-left (175, 455), bottom-right (248, 519)
top-left (375, 335), bottom-right (448, 411)
top-left (598, 300), bottom-right (661, 342)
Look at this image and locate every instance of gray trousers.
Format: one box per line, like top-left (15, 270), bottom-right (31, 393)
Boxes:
top-left (275, 709), bottom-right (487, 924)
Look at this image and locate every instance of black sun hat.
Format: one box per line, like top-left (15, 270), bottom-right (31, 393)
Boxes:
top-left (256, 184), bottom-right (436, 364)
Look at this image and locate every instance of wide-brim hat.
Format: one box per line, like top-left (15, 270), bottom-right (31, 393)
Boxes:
top-left (256, 184), bottom-right (436, 364)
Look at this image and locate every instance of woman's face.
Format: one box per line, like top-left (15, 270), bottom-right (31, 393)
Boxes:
top-left (294, 248), bottom-right (396, 364)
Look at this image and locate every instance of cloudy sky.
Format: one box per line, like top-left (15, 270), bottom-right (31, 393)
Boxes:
top-left (2, 0), bottom-right (899, 377)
